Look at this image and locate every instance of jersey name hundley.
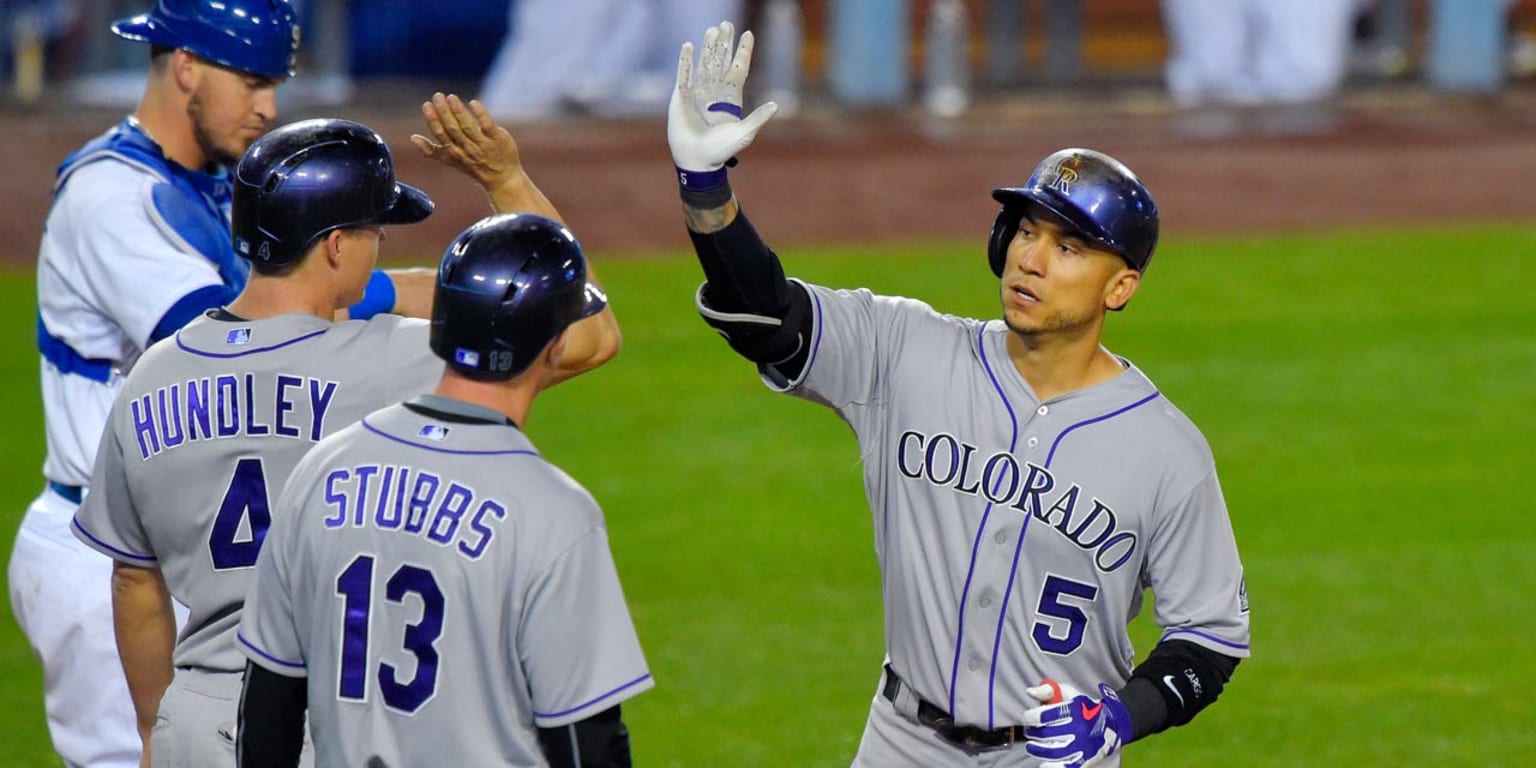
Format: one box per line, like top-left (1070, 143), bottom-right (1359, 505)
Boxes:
top-left (127, 373), bottom-right (339, 460)
top-left (896, 429), bottom-right (1138, 572)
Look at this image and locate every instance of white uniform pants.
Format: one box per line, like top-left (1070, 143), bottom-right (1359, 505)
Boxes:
top-left (8, 486), bottom-right (137, 768)
top-left (1161, 0), bottom-right (1364, 106)
top-left (479, 0), bottom-right (743, 118)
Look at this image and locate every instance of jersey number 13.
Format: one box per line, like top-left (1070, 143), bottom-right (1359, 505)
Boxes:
top-left (335, 554), bottom-right (445, 713)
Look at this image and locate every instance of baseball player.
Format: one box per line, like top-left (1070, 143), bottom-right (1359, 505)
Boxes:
top-left (236, 213), bottom-right (650, 768)
top-left (667, 23), bottom-right (1249, 767)
top-left (14, 3), bottom-right (453, 764)
top-left (69, 116), bottom-right (620, 767)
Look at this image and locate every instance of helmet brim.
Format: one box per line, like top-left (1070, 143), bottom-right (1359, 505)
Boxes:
top-left (575, 281), bottom-right (608, 320)
top-left (991, 187), bottom-right (1118, 252)
top-left (110, 15), bottom-right (166, 45)
top-left (374, 182), bottom-right (434, 226)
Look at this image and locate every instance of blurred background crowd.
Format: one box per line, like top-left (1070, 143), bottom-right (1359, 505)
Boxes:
top-left (0, 1), bottom-right (1533, 125)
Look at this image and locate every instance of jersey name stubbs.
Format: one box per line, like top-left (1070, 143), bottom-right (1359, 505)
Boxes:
top-left (128, 373), bottom-right (340, 460)
top-left (896, 429), bottom-right (1138, 572)
top-left (322, 464), bottom-right (506, 561)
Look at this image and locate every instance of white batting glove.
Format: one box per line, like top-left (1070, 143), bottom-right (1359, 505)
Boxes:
top-left (667, 21), bottom-right (778, 191)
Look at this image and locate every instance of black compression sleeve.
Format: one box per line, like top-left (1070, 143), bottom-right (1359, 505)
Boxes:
top-left (686, 205), bottom-right (813, 376)
top-left (237, 661), bottom-right (307, 768)
top-left (686, 208), bottom-right (794, 317)
top-left (1119, 639), bottom-right (1241, 740)
top-left (537, 705), bottom-right (632, 768)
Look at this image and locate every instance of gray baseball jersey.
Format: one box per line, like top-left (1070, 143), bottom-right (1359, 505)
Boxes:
top-left (238, 395), bottom-right (652, 766)
top-left (73, 311), bottom-right (443, 673)
top-left (771, 282), bottom-right (1249, 733)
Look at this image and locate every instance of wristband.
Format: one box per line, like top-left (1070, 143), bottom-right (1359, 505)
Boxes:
top-left (676, 165), bottom-right (729, 192)
top-left (348, 269), bottom-right (396, 319)
top-left (680, 177), bottom-right (734, 209)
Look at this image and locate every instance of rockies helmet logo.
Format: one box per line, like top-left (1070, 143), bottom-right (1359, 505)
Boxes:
top-left (1048, 158), bottom-right (1082, 194)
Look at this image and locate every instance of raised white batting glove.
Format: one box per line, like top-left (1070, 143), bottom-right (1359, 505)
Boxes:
top-left (1022, 682), bottom-right (1133, 768)
top-left (667, 21), bottom-right (778, 191)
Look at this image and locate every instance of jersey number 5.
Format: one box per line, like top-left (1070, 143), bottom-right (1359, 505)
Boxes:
top-left (208, 458), bottom-right (271, 570)
top-left (335, 555), bottom-right (445, 713)
top-left (1032, 574), bottom-right (1099, 655)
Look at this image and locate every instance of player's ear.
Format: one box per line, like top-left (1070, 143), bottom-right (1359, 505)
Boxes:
top-left (1103, 267), bottom-right (1140, 312)
top-left (323, 230), bottom-right (347, 270)
top-left (170, 49), bottom-right (202, 94)
top-left (545, 328), bottom-right (569, 366)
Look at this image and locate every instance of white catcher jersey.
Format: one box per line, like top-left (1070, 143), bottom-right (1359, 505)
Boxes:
top-left (770, 282), bottom-right (1250, 732)
top-left (72, 311), bottom-right (443, 672)
top-left (239, 396), bottom-right (653, 766)
top-left (38, 122), bottom-right (240, 486)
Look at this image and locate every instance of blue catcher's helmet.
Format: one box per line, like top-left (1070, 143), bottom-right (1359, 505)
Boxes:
top-left (112, 0), bottom-right (300, 78)
top-left (431, 214), bottom-right (608, 381)
top-left (232, 118), bottom-right (433, 268)
top-left (988, 148), bottom-right (1159, 276)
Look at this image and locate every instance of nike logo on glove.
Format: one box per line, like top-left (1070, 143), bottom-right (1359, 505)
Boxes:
top-left (1162, 675), bottom-right (1186, 706)
top-left (1080, 701), bottom-right (1103, 720)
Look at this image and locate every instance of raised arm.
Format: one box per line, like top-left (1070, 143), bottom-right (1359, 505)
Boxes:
top-left (413, 92), bottom-right (619, 382)
top-left (668, 22), bottom-right (809, 379)
top-left (412, 92), bottom-right (560, 219)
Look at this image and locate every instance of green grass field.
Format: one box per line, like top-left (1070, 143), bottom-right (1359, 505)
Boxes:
top-left (1, 224), bottom-right (1532, 766)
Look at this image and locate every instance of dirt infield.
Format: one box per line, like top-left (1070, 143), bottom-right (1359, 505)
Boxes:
top-left (2, 83), bottom-right (1534, 268)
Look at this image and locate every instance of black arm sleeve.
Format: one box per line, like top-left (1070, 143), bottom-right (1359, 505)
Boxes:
top-left (1117, 639), bottom-right (1241, 741)
top-left (684, 192), bottom-right (813, 378)
top-left (237, 661), bottom-right (307, 768)
top-left (536, 705), bottom-right (632, 768)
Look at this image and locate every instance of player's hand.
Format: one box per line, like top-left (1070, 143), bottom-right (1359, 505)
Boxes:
top-left (1021, 682), bottom-right (1132, 768)
top-left (667, 21), bottom-right (778, 185)
top-left (412, 92), bottom-right (521, 190)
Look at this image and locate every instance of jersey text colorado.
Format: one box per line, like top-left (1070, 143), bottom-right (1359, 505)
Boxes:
top-left (897, 429), bottom-right (1138, 571)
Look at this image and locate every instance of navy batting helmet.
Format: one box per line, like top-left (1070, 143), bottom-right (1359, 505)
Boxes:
top-left (232, 118), bottom-right (433, 268)
top-left (988, 148), bottom-right (1159, 276)
top-left (431, 214), bottom-right (607, 381)
top-left (112, 0), bottom-right (300, 78)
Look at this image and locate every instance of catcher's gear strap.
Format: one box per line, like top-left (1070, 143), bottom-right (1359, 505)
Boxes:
top-left (237, 661), bottom-right (306, 768)
top-left (1125, 638), bottom-right (1240, 736)
top-left (537, 705), bottom-right (633, 768)
top-left (688, 209), bottom-right (812, 375)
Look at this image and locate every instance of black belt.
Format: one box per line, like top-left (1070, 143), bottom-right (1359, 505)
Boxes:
top-left (881, 664), bottom-right (1025, 752)
top-left (48, 481), bottom-right (83, 505)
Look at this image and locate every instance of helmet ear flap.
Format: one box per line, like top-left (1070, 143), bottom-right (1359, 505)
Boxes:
top-left (988, 207), bottom-right (1022, 277)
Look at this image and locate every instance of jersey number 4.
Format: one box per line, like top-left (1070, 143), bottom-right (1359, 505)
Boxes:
top-left (335, 555), bottom-right (445, 713)
top-left (208, 458), bottom-right (272, 570)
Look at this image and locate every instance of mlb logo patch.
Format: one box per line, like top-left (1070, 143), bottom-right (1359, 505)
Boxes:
top-left (454, 349), bottom-right (480, 367)
top-left (419, 424), bottom-right (450, 442)
top-left (226, 328), bottom-right (252, 346)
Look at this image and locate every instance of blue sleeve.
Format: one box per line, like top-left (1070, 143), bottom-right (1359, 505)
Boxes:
top-left (150, 284), bottom-right (238, 343)
top-left (347, 270), bottom-right (397, 320)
